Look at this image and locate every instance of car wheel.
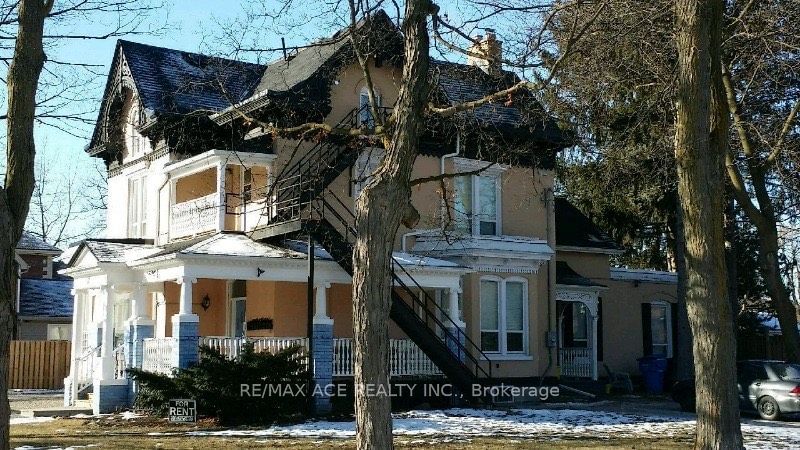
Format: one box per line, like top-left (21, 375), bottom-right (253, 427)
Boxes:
top-left (757, 396), bottom-right (781, 421)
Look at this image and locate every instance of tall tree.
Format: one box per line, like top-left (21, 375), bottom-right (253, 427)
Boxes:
top-left (1, 3), bottom-right (54, 448)
top-left (674, 0), bottom-right (743, 448)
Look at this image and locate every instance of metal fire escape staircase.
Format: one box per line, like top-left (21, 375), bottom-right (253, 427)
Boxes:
top-left (248, 105), bottom-right (493, 399)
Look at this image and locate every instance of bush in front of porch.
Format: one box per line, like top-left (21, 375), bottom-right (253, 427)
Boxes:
top-left (129, 343), bottom-right (310, 425)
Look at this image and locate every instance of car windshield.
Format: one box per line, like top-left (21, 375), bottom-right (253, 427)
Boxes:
top-left (769, 363), bottom-right (800, 380)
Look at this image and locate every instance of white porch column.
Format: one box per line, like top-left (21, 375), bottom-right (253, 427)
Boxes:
top-left (65, 289), bottom-right (84, 406)
top-left (313, 281), bottom-right (333, 324)
top-left (446, 287), bottom-right (466, 361)
top-left (216, 161), bottom-right (226, 232)
top-left (177, 276), bottom-right (197, 316)
top-left (96, 286), bottom-right (115, 381)
top-left (591, 313), bottom-right (599, 381)
top-left (448, 287), bottom-right (465, 328)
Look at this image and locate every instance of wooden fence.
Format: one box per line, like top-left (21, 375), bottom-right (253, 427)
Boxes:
top-left (8, 340), bottom-right (71, 389)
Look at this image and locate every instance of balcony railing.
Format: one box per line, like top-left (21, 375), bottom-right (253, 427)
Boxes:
top-left (559, 347), bottom-right (593, 378)
top-left (170, 193), bottom-right (218, 239)
top-left (199, 336), bottom-right (308, 360)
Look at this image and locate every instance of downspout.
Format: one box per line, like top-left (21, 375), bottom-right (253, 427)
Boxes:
top-left (157, 174), bottom-right (171, 243)
top-left (400, 133), bottom-right (462, 253)
top-left (540, 187), bottom-right (556, 388)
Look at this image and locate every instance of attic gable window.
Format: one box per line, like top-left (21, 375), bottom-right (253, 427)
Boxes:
top-left (124, 99), bottom-right (150, 160)
top-left (452, 157), bottom-right (504, 236)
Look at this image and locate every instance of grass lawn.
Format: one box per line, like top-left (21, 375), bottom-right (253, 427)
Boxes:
top-left (11, 416), bottom-right (693, 449)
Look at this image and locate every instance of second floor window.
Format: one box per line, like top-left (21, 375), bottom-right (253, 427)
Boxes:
top-left (125, 100), bottom-right (150, 160)
top-left (128, 176), bottom-right (147, 238)
top-left (358, 88), bottom-right (381, 128)
top-left (453, 172), bottom-right (501, 236)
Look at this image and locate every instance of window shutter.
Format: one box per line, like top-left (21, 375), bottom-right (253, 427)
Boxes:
top-left (641, 303), bottom-right (653, 356)
top-left (597, 298), bottom-right (604, 361)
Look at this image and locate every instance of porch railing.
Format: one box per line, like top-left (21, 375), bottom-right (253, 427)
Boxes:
top-left (333, 338), bottom-right (443, 377)
top-left (142, 338), bottom-right (176, 375)
top-left (199, 336), bottom-right (308, 360)
top-left (170, 193), bottom-right (218, 238)
top-left (559, 347), bottom-right (593, 378)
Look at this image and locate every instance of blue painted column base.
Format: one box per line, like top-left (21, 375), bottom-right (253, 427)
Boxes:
top-left (447, 325), bottom-right (466, 362)
top-left (125, 319), bottom-right (155, 400)
top-left (172, 314), bottom-right (200, 369)
top-left (93, 380), bottom-right (130, 414)
top-left (311, 321), bottom-right (334, 414)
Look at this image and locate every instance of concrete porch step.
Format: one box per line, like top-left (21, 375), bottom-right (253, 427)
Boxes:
top-left (20, 406), bottom-right (93, 418)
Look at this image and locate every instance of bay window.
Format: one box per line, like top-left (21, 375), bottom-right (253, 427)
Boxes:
top-left (480, 277), bottom-right (528, 354)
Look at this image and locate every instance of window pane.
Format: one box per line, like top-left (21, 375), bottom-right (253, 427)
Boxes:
top-left (572, 303), bottom-right (588, 340)
top-left (505, 282), bottom-right (524, 331)
top-left (506, 332), bottom-right (523, 352)
top-left (454, 176), bottom-right (473, 233)
top-left (651, 305), bottom-right (668, 345)
top-left (480, 280), bottom-right (499, 330)
top-left (481, 332), bottom-right (499, 352)
top-left (479, 221), bottom-right (497, 235)
top-left (478, 176), bottom-right (498, 235)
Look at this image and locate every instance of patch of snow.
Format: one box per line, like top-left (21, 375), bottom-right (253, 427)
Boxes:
top-left (10, 416), bottom-right (55, 425)
top-left (186, 407), bottom-right (800, 449)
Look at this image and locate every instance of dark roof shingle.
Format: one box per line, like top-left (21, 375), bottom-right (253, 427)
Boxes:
top-left (16, 232), bottom-right (61, 253)
top-left (18, 278), bottom-right (74, 318)
top-left (120, 40), bottom-right (265, 117)
top-left (555, 198), bottom-right (622, 251)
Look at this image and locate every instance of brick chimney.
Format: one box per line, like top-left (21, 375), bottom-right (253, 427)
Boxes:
top-left (466, 30), bottom-right (503, 76)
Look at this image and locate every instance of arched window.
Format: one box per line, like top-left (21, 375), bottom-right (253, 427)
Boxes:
top-left (124, 99), bottom-right (150, 160)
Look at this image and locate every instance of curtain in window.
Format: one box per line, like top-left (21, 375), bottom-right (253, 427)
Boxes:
top-left (480, 280), bottom-right (499, 351)
top-left (454, 176), bottom-right (473, 233)
top-left (505, 281), bottom-right (524, 352)
top-left (478, 176), bottom-right (497, 235)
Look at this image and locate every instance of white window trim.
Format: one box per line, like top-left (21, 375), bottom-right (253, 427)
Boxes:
top-left (479, 275), bottom-right (529, 355)
top-left (127, 174), bottom-right (147, 238)
top-left (650, 300), bottom-right (673, 358)
top-left (451, 158), bottom-right (504, 237)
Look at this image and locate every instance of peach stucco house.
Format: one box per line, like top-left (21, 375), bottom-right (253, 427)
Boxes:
top-left (62, 12), bottom-right (678, 413)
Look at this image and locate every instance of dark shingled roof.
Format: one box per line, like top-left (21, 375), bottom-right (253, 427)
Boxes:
top-left (256, 38), bottom-right (349, 94)
top-left (16, 232), bottom-right (61, 253)
top-left (119, 40), bottom-right (265, 117)
top-left (67, 238), bottom-right (159, 267)
top-left (18, 278), bottom-right (74, 318)
top-left (555, 198), bottom-right (622, 251)
top-left (556, 261), bottom-right (606, 287)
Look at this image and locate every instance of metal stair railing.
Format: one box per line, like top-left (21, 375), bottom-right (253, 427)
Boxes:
top-left (308, 189), bottom-right (493, 381)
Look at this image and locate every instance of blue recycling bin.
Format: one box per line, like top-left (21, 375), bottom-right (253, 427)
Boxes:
top-left (638, 355), bottom-right (668, 394)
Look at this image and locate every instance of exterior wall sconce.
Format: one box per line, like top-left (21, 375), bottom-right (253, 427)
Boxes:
top-left (201, 294), bottom-right (212, 311)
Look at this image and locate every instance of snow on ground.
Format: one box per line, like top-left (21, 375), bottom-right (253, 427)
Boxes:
top-left (10, 416), bottom-right (55, 425)
top-left (187, 407), bottom-right (800, 449)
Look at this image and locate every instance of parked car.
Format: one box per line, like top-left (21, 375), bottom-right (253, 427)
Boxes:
top-left (672, 360), bottom-right (800, 420)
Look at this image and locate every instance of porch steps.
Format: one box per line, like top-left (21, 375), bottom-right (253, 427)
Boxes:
top-left (19, 406), bottom-right (93, 418)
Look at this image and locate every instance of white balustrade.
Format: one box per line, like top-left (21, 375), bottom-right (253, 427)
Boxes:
top-left (332, 338), bottom-right (442, 377)
top-left (142, 338), bottom-right (176, 375)
top-left (170, 193), bottom-right (219, 238)
top-left (199, 336), bottom-right (308, 359)
top-left (559, 347), bottom-right (594, 378)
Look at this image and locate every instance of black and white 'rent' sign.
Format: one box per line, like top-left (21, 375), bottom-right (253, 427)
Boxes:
top-left (168, 398), bottom-right (196, 423)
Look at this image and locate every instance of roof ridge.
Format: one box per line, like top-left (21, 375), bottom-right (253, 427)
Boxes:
top-left (118, 39), bottom-right (265, 69)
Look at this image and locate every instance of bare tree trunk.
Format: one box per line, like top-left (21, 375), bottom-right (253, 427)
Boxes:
top-left (725, 197), bottom-right (739, 331)
top-left (351, 1), bottom-right (434, 448)
top-left (674, 0), bottom-right (743, 448)
top-left (672, 203), bottom-right (694, 381)
top-left (0, 1), bottom-right (53, 448)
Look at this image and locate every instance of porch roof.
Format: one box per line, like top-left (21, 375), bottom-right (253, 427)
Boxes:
top-left (555, 261), bottom-right (606, 288)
